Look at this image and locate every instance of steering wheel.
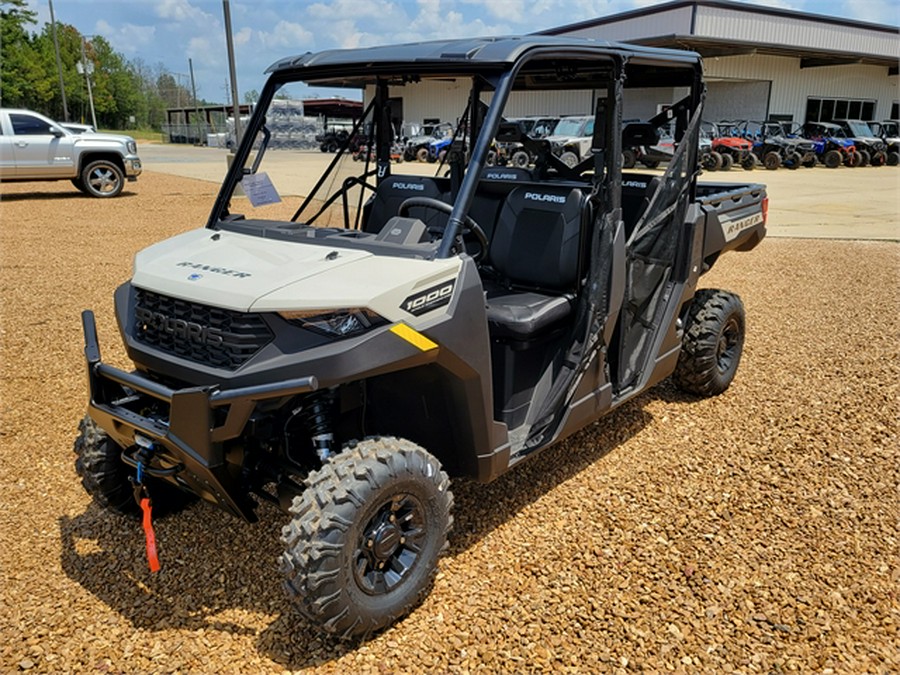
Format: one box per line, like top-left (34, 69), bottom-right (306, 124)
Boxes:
top-left (398, 196), bottom-right (489, 262)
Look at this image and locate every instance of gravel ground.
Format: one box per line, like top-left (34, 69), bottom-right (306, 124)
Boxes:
top-left (1, 173), bottom-right (898, 673)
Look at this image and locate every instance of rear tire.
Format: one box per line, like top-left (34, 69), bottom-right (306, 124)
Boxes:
top-left (741, 154), bottom-right (758, 170)
top-left (785, 152), bottom-right (802, 169)
top-left (74, 416), bottom-right (194, 518)
top-left (280, 437), bottom-right (453, 640)
top-left (857, 149), bottom-right (870, 167)
top-left (887, 151), bottom-right (900, 166)
top-left (622, 148), bottom-right (637, 169)
top-left (673, 289), bottom-right (745, 397)
top-left (720, 153), bottom-right (734, 171)
top-left (416, 147), bottom-right (429, 163)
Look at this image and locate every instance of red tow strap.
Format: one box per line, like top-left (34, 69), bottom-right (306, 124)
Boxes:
top-left (140, 497), bottom-right (161, 572)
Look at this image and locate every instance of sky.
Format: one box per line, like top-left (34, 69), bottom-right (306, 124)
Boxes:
top-left (27, 0), bottom-right (900, 105)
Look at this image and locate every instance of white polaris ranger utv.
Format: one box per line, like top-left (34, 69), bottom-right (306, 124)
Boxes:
top-left (76, 35), bottom-right (767, 639)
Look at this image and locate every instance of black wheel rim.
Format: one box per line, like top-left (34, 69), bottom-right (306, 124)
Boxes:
top-left (354, 493), bottom-right (426, 595)
top-left (716, 316), bottom-right (741, 375)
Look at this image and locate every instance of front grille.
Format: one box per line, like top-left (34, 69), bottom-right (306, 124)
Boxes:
top-left (133, 289), bottom-right (273, 370)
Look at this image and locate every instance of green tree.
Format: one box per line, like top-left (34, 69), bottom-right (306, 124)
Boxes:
top-left (0, 0), bottom-right (45, 107)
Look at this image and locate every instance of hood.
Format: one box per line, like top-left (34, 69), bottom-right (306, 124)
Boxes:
top-left (75, 132), bottom-right (135, 144)
top-left (131, 229), bottom-right (373, 312)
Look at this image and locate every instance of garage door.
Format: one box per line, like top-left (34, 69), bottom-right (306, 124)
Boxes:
top-left (704, 80), bottom-right (771, 121)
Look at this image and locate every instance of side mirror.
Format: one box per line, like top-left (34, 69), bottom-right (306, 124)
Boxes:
top-left (51, 127), bottom-right (65, 138)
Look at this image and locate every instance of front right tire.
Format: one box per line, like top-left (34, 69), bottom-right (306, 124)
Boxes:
top-left (673, 289), bottom-right (746, 397)
top-left (280, 437), bottom-right (453, 640)
top-left (74, 416), bottom-right (194, 517)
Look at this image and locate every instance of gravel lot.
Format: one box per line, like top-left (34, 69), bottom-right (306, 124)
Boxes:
top-left (1, 171), bottom-right (898, 673)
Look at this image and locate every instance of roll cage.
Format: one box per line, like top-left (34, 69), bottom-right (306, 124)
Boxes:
top-left (208, 37), bottom-right (703, 261)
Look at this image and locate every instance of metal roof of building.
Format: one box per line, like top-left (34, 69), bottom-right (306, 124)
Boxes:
top-left (540, 0), bottom-right (899, 74)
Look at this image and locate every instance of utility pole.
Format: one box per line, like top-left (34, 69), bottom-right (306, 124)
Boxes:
top-left (189, 58), bottom-right (203, 145)
top-left (79, 38), bottom-right (98, 130)
top-left (222, 0), bottom-right (242, 145)
top-left (48, 0), bottom-right (69, 121)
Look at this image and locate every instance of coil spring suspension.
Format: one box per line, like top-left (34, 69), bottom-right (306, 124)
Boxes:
top-left (297, 390), bottom-right (336, 462)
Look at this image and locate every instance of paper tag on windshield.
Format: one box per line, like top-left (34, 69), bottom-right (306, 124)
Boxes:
top-left (241, 172), bottom-right (281, 207)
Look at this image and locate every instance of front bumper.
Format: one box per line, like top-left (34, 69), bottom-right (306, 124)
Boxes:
top-left (82, 310), bottom-right (317, 520)
top-left (124, 156), bottom-right (142, 179)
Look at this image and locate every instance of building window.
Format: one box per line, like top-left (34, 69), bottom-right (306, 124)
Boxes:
top-left (806, 97), bottom-right (876, 123)
top-left (891, 102), bottom-right (899, 119)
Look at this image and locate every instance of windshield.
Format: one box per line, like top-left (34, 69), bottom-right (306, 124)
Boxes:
top-left (845, 120), bottom-right (875, 137)
top-left (551, 118), bottom-right (590, 137)
top-left (210, 45), bottom-right (701, 260)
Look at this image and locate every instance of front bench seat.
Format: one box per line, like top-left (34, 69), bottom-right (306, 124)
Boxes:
top-left (485, 185), bottom-right (587, 339)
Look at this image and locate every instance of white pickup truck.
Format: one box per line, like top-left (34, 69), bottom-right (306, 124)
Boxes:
top-left (0, 108), bottom-right (141, 197)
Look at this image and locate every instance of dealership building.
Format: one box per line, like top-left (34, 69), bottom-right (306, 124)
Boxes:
top-left (540, 0), bottom-right (899, 125)
top-left (375, 0), bottom-right (897, 131)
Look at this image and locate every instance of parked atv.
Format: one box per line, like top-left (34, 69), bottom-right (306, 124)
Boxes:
top-left (870, 120), bottom-right (900, 165)
top-left (834, 120), bottom-right (888, 166)
top-left (75, 35), bottom-right (767, 641)
top-left (703, 121), bottom-right (755, 170)
top-left (803, 121), bottom-right (859, 168)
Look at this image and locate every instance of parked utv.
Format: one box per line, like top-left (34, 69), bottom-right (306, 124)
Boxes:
top-left (803, 121), bottom-right (860, 168)
top-left (833, 119), bottom-right (888, 166)
top-left (870, 120), bottom-right (900, 165)
top-left (702, 121), bottom-right (755, 170)
top-left (75, 36), bottom-right (767, 640)
top-left (746, 121), bottom-right (815, 170)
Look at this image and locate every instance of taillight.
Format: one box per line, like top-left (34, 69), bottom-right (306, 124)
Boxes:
top-left (762, 196), bottom-right (769, 226)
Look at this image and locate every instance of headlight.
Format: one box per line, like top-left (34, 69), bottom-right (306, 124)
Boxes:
top-left (279, 308), bottom-right (387, 339)
top-left (127, 140), bottom-right (137, 154)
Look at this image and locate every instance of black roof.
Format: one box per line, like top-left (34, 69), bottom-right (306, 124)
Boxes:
top-left (266, 35), bottom-right (701, 77)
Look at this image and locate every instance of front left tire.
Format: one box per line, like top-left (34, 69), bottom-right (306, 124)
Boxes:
top-left (280, 437), bottom-right (453, 640)
top-left (81, 159), bottom-right (125, 198)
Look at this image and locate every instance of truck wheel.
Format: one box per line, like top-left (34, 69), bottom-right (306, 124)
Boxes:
top-left (281, 437), bottom-right (453, 640)
top-left (81, 160), bottom-right (125, 198)
top-left (74, 416), bottom-right (194, 518)
top-left (887, 151), bottom-right (900, 166)
top-left (510, 150), bottom-right (530, 168)
top-left (673, 289), bottom-right (745, 397)
top-left (558, 151), bottom-right (578, 168)
top-left (823, 150), bottom-right (842, 168)
top-left (71, 177), bottom-right (89, 195)
top-left (720, 153), bottom-right (734, 171)
top-left (622, 148), bottom-right (636, 169)
top-left (763, 151), bottom-right (781, 170)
